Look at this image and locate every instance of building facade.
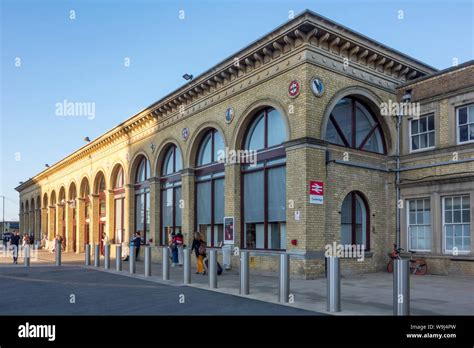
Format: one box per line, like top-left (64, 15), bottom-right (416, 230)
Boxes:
top-left (15, 11), bottom-right (474, 278)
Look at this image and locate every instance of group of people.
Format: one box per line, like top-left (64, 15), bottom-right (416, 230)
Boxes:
top-left (2, 231), bottom-right (35, 264)
top-left (122, 230), bottom-right (209, 275)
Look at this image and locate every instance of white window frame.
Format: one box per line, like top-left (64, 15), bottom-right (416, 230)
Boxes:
top-left (442, 195), bottom-right (471, 255)
top-left (456, 103), bottom-right (474, 145)
top-left (409, 114), bottom-right (435, 153)
top-left (406, 198), bottom-right (432, 252)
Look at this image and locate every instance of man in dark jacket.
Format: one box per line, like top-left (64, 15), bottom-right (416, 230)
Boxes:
top-left (132, 232), bottom-right (141, 261)
top-left (10, 231), bottom-right (21, 264)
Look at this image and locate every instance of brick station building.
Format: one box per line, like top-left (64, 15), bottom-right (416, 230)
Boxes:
top-left (16, 10), bottom-right (474, 277)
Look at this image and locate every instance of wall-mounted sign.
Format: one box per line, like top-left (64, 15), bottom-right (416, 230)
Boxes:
top-left (288, 80), bottom-right (300, 98)
top-left (310, 77), bottom-right (325, 97)
top-left (225, 107), bottom-right (234, 124)
top-left (224, 216), bottom-right (234, 245)
top-left (181, 127), bottom-right (190, 140)
top-left (309, 180), bottom-right (324, 205)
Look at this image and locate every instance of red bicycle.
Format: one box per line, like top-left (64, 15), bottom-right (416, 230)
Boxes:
top-left (387, 244), bottom-right (427, 275)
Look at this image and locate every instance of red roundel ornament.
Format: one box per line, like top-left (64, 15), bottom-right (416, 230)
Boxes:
top-left (288, 80), bottom-right (300, 98)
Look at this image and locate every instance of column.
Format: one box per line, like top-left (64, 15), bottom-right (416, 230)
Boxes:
top-left (149, 178), bottom-right (160, 246)
top-left (40, 208), bottom-right (48, 239)
top-left (224, 163), bottom-right (240, 248)
top-left (90, 194), bottom-right (100, 246)
top-left (76, 198), bottom-right (85, 253)
top-left (124, 184), bottom-right (134, 245)
top-left (48, 206), bottom-right (55, 240)
top-left (29, 211), bottom-right (34, 235)
top-left (432, 192), bottom-right (442, 254)
top-left (105, 190), bottom-right (114, 243)
top-left (181, 169), bottom-right (195, 246)
top-left (65, 201), bottom-right (74, 252)
top-left (56, 204), bottom-right (65, 245)
top-left (35, 208), bottom-right (41, 241)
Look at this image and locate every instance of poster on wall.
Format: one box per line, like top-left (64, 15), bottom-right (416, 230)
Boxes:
top-left (224, 216), bottom-right (234, 245)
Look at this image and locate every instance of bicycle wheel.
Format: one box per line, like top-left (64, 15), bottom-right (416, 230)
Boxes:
top-left (414, 259), bottom-right (427, 275)
top-left (387, 260), bottom-right (394, 273)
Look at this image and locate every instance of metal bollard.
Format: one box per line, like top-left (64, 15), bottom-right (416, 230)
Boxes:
top-left (326, 256), bottom-right (341, 312)
top-left (55, 240), bottom-right (61, 266)
top-left (116, 245), bottom-right (122, 271)
top-left (209, 249), bottom-right (217, 289)
top-left (144, 246), bottom-right (151, 277)
top-left (24, 245), bottom-right (30, 267)
top-left (162, 247), bottom-right (170, 280)
top-left (183, 247), bottom-right (191, 284)
top-left (85, 244), bottom-right (91, 266)
top-left (129, 246), bottom-right (136, 274)
top-left (278, 253), bottom-right (290, 303)
top-left (393, 259), bottom-right (410, 316)
top-left (240, 251), bottom-right (249, 295)
top-left (104, 244), bottom-right (110, 269)
top-left (94, 244), bottom-right (100, 267)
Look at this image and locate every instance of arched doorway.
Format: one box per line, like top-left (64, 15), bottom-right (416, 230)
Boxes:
top-left (80, 178), bottom-right (91, 247)
top-left (69, 183), bottom-right (77, 252)
top-left (112, 165), bottom-right (125, 245)
top-left (241, 107), bottom-right (288, 250)
top-left (194, 129), bottom-right (225, 247)
top-left (134, 156), bottom-right (150, 245)
top-left (159, 145), bottom-right (182, 245)
top-left (94, 172), bottom-right (107, 255)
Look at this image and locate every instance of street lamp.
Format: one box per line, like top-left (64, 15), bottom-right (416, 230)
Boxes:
top-left (182, 73), bottom-right (193, 81)
top-left (395, 89), bottom-right (412, 247)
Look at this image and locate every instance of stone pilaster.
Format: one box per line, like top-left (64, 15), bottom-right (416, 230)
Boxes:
top-left (76, 198), bottom-right (85, 252)
top-left (124, 184), bottom-right (134, 245)
top-left (48, 206), bottom-right (55, 240)
top-left (65, 201), bottom-right (74, 252)
top-left (149, 178), bottom-right (160, 246)
top-left (105, 190), bottom-right (114, 243)
top-left (90, 194), bottom-right (100, 247)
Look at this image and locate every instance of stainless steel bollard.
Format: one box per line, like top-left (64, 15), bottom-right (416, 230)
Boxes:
top-left (240, 251), bottom-right (249, 295)
top-left (326, 256), bottom-right (341, 312)
top-left (393, 259), bottom-right (410, 316)
top-left (129, 246), bottom-right (136, 274)
top-left (55, 240), bottom-right (61, 266)
top-left (278, 253), bottom-right (290, 303)
top-left (85, 244), bottom-right (91, 266)
top-left (94, 244), bottom-right (100, 267)
top-left (104, 244), bottom-right (110, 269)
top-left (145, 246), bottom-right (151, 277)
top-left (116, 245), bottom-right (122, 271)
top-left (209, 249), bottom-right (217, 289)
top-left (24, 245), bottom-right (30, 267)
top-left (183, 247), bottom-right (191, 284)
top-left (162, 247), bottom-right (170, 280)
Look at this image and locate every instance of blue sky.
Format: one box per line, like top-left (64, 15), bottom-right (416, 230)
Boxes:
top-left (1, 0), bottom-right (473, 220)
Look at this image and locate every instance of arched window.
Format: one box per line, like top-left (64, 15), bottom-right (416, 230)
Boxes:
top-left (341, 192), bottom-right (370, 250)
top-left (113, 165), bottom-right (125, 245)
top-left (69, 183), bottom-right (77, 252)
top-left (195, 129), bottom-right (225, 246)
top-left (325, 97), bottom-right (385, 154)
top-left (80, 179), bottom-right (91, 245)
top-left (160, 145), bottom-right (182, 245)
top-left (134, 157), bottom-right (150, 244)
top-left (242, 107), bottom-right (287, 250)
top-left (50, 191), bottom-right (57, 235)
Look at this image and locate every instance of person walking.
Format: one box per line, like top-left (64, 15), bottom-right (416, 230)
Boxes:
top-left (10, 231), bottom-right (21, 264)
top-left (170, 232), bottom-right (179, 267)
top-left (191, 232), bottom-right (206, 275)
top-left (176, 231), bottom-right (184, 266)
top-left (131, 232), bottom-right (141, 261)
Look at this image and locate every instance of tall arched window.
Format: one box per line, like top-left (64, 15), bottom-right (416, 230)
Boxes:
top-left (242, 107), bottom-right (287, 250)
top-left (134, 157), bottom-right (150, 244)
top-left (50, 190), bottom-right (57, 236)
top-left (69, 183), bottom-right (77, 252)
top-left (113, 165), bottom-right (125, 244)
top-left (160, 145), bottom-right (182, 245)
top-left (95, 173), bottom-right (106, 252)
top-left (195, 129), bottom-right (225, 247)
top-left (80, 179), bottom-right (91, 245)
top-left (325, 97), bottom-right (385, 154)
top-left (341, 191), bottom-right (370, 250)
top-left (43, 194), bottom-right (48, 238)
top-left (36, 196), bottom-right (41, 239)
